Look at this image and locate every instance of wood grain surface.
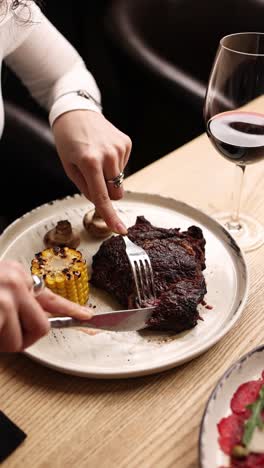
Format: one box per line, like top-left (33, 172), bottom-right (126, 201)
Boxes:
top-left (1, 128), bottom-right (264, 467)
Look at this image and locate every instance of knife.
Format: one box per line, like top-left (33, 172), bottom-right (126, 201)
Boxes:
top-left (48, 306), bottom-right (156, 332)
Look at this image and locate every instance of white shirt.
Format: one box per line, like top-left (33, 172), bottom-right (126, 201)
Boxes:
top-left (0, 1), bottom-right (102, 137)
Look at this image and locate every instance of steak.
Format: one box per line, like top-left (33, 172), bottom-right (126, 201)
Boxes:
top-left (91, 216), bottom-right (207, 332)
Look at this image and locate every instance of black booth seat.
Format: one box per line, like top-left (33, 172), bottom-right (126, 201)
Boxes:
top-left (0, 100), bottom-right (76, 229)
top-left (104, 0), bottom-right (264, 169)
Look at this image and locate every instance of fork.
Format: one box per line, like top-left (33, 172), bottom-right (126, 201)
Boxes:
top-left (123, 235), bottom-right (156, 307)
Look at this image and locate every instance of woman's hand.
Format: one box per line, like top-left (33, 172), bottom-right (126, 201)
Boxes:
top-left (52, 110), bottom-right (132, 235)
top-left (0, 261), bottom-right (92, 353)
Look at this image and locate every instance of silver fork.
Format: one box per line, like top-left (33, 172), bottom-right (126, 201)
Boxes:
top-left (123, 235), bottom-right (156, 307)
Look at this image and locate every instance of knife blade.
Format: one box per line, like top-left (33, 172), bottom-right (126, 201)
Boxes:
top-left (48, 306), bottom-right (156, 332)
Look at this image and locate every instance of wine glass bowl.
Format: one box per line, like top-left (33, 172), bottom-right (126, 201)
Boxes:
top-left (204, 32), bottom-right (264, 251)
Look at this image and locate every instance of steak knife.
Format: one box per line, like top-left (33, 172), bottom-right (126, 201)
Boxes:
top-left (48, 306), bottom-right (156, 332)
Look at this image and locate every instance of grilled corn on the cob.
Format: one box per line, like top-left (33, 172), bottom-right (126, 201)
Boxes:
top-left (31, 247), bottom-right (89, 305)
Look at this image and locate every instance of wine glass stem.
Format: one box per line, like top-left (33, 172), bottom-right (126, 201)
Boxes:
top-left (228, 164), bottom-right (246, 231)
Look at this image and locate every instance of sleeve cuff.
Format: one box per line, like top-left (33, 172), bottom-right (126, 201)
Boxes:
top-left (49, 93), bottom-right (102, 127)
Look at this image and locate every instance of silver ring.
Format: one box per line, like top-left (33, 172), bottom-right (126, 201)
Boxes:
top-left (32, 275), bottom-right (45, 296)
top-left (106, 171), bottom-right (124, 189)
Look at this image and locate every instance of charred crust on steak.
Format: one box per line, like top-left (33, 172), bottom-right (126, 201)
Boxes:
top-left (91, 216), bottom-right (207, 332)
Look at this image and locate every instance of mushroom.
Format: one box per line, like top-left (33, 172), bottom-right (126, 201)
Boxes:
top-left (83, 209), bottom-right (112, 238)
top-left (44, 220), bottom-right (80, 249)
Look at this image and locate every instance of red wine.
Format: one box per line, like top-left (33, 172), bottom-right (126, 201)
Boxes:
top-left (207, 111), bottom-right (264, 164)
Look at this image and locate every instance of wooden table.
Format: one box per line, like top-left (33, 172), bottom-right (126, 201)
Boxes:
top-left (1, 131), bottom-right (264, 468)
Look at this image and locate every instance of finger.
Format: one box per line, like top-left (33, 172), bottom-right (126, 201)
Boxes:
top-left (0, 309), bottom-right (4, 332)
top-left (104, 152), bottom-right (125, 201)
top-left (18, 292), bottom-right (50, 350)
top-left (37, 288), bottom-right (94, 320)
top-left (67, 161), bottom-right (126, 234)
top-left (77, 327), bottom-right (100, 336)
top-left (0, 261), bottom-right (34, 292)
top-left (106, 174), bottom-right (124, 201)
top-left (122, 135), bottom-right (132, 168)
top-left (82, 164), bottom-right (127, 234)
top-left (0, 293), bottom-right (23, 353)
top-left (66, 164), bottom-right (91, 200)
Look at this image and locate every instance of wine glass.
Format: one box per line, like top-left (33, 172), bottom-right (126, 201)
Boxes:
top-left (204, 32), bottom-right (264, 252)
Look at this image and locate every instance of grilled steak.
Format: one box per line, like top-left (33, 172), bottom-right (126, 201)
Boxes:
top-left (91, 216), bottom-right (207, 332)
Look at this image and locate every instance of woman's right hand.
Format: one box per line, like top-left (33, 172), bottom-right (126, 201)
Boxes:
top-left (0, 261), bottom-right (92, 352)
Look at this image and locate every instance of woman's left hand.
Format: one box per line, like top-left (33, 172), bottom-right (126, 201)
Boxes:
top-left (52, 110), bottom-right (132, 234)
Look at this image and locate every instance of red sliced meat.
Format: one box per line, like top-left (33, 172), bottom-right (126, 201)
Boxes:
top-left (231, 381), bottom-right (264, 417)
top-left (217, 414), bottom-right (245, 455)
top-left (231, 453), bottom-right (264, 467)
top-left (246, 454), bottom-right (264, 467)
top-left (217, 373), bottom-right (264, 466)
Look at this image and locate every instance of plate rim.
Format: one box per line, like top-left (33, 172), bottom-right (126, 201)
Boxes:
top-left (0, 191), bottom-right (249, 378)
top-left (198, 344), bottom-right (264, 468)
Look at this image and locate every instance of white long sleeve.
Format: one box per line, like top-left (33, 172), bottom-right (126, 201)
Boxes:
top-left (0, 1), bottom-right (102, 133)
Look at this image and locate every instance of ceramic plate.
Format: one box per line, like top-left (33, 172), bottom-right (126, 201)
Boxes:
top-left (199, 345), bottom-right (264, 468)
top-left (0, 192), bottom-right (248, 378)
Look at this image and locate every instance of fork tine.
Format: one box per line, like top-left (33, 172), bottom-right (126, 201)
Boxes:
top-left (123, 235), bottom-right (156, 307)
top-left (135, 259), bottom-right (148, 302)
top-left (134, 258), bottom-right (154, 303)
top-left (130, 259), bottom-right (143, 306)
top-left (142, 259), bottom-right (151, 299)
top-left (145, 257), bottom-right (156, 297)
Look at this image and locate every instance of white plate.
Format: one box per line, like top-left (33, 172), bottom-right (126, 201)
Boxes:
top-left (0, 192), bottom-right (248, 379)
top-left (199, 345), bottom-right (264, 468)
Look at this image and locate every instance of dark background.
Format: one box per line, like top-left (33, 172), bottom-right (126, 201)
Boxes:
top-left (1, 0), bottom-right (264, 226)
